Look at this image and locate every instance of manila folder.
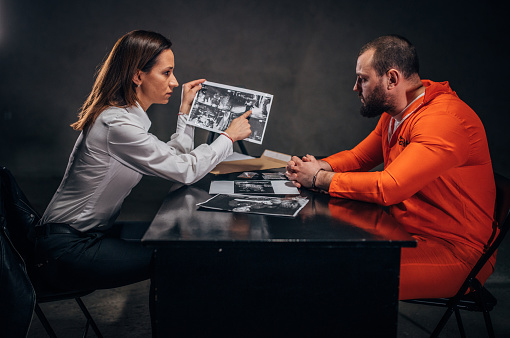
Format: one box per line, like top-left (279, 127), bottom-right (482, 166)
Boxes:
top-left (210, 150), bottom-right (291, 175)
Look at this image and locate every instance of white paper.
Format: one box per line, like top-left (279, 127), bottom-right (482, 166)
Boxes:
top-left (271, 180), bottom-right (300, 194)
top-left (262, 149), bottom-right (291, 162)
top-left (209, 181), bottom-right (234, 194)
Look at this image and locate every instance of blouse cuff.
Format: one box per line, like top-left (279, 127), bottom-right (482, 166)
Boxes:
top-left (176, 113), bottom-right (191, 134)
top-left (220, 132), bottom-right (234, 143)
top-left (213, 133), bottom-right (234, 159)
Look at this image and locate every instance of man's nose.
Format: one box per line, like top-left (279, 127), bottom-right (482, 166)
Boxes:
top-left (353, 79), bottom-right (360, 92)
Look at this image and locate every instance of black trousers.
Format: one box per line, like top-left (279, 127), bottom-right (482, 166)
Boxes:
top-left (34, 222), bottom-right (153, 291)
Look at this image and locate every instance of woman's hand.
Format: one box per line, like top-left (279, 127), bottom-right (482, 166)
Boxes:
top-left (224, 111), bottom-right (252, 142)
top-left (179, 79), bottom-right (206, 115)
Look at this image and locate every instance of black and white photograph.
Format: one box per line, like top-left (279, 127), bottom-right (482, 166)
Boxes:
top-left (197, 194), bottom-right (309, 217)
top-left (209, 179), bottom-right (300, 195)
top-left (262, 172), bottom-right (287, 180)
top-left (234, 180), bottom-right (274, 194)
top-left (187, 81), bottom-right (273, 144)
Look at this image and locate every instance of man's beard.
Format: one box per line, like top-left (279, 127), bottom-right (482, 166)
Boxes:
top-left (359, 84), bottom-right (395, 118)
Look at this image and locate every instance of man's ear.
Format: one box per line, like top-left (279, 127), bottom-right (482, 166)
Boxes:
top-left (386, 69), bottom-right (400, 90)
top-left (132, 70), bottom-right (143, 87)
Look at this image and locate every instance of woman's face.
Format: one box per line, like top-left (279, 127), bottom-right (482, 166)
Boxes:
top-left (136, 49), bottom-right (179, 111)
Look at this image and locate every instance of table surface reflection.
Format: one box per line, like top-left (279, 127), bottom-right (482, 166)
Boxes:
top-left (142, 172), bottom-right (416, 248)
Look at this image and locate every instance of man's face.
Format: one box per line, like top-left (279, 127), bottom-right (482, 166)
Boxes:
top-left (353, 49), bottom-right (395, 117)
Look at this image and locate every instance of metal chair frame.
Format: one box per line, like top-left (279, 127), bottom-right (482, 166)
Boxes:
top-left (402, 172), bottom-right (510, 338)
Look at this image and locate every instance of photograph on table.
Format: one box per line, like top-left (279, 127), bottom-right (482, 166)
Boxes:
top-left (209, 179), bottom-right (300, 195)
top-left (234, 180), bottom-right (274, 194)
top-left (198, 194), bottom-right (309, 217)
top-left (187, 81), bottom-right (273, 144)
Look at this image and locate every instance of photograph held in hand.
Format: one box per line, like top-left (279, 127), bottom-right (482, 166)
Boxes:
top-left (187, 81), bottom-right (274, 144)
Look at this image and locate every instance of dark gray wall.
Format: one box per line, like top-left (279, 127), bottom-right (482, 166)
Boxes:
top-left (1, 0), bottom-right (508, 178)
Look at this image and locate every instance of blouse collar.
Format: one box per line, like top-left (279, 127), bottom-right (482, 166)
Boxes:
top-left (126, 102), bottom-right (152, 131)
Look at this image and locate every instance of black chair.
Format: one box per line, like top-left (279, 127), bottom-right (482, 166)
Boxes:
top-left (0, 166), bottom-right (103, 338)
top-left (0, 180), bottom-right (35, 337)
top-left (402, 172), bottom-right (510, 338)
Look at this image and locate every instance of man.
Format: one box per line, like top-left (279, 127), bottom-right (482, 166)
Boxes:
top-left (286, 35), bottom-right (496, 299)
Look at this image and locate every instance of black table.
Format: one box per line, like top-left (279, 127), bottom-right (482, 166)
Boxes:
top-left (142, 172), bottom-right (416, 337)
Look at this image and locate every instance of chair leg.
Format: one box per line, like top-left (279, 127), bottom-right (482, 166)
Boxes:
top-left (454, 308), bottom-right (466, 338)
top-left (482, 307), bottom-right (496, 338)
top-left (472, 280), bottom-right (496, 338)
top-left (34, 303), bottom-right (58, 338)
top-left (82, 321), bottom-right (89, 338)
top-left (430, 306), bottom-right (454, 338)
top-left (75, 297), bottom-right (103, 338)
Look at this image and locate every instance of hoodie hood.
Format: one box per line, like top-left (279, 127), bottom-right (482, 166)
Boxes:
top-left (422, 79), bottom-right (458, 104)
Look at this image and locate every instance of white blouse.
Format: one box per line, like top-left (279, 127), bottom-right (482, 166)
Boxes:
top-left (40, 103), bottom-right (233, 232)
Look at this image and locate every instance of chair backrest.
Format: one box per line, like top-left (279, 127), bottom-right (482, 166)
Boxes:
top-left (0, 168), bottom-right (37, 337)
top-left (0, 167), bottom-right (41, 266)
top-left (455, 172), bottom-right (510, 296)
top-left (494, 173), bottom-right (510, 230)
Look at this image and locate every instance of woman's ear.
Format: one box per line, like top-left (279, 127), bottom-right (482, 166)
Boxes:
top-left (132, 70), bottom-right (143, 87)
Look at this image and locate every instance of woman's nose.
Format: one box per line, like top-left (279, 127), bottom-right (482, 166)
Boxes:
top-left (170, 74), bottom-right (179, 88)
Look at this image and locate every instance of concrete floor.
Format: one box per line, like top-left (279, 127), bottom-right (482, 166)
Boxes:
top-left (16, 175), bottom-right (510, 337)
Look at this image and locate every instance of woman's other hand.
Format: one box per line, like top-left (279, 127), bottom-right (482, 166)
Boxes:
top-left (179, 79), bottom-right (206, 115)
top-left (224, 110), bottom-right (252, 142)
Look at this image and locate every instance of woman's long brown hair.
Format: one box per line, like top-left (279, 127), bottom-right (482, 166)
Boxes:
top-left (71, 30), bottom-right (172, 131)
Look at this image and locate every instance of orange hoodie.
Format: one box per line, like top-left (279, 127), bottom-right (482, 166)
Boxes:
top-left (324, 80), bottom-right (496, 258)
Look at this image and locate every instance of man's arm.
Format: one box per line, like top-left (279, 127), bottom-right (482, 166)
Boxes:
top-left (323, 128), bottom-right (384, 173)
top-left (286, 124), bottom-right (384, 190)
top-left (287, 111), bottom-right (471, 206)
top-left (327, 113), bottom-right (470, 205)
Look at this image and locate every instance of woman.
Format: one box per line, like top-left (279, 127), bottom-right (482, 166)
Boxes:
top-left (34, 30), bottom-right (251, 296)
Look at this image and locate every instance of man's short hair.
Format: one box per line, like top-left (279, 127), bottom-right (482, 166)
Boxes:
top-left (359, 35), bottom-right (419, 79)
